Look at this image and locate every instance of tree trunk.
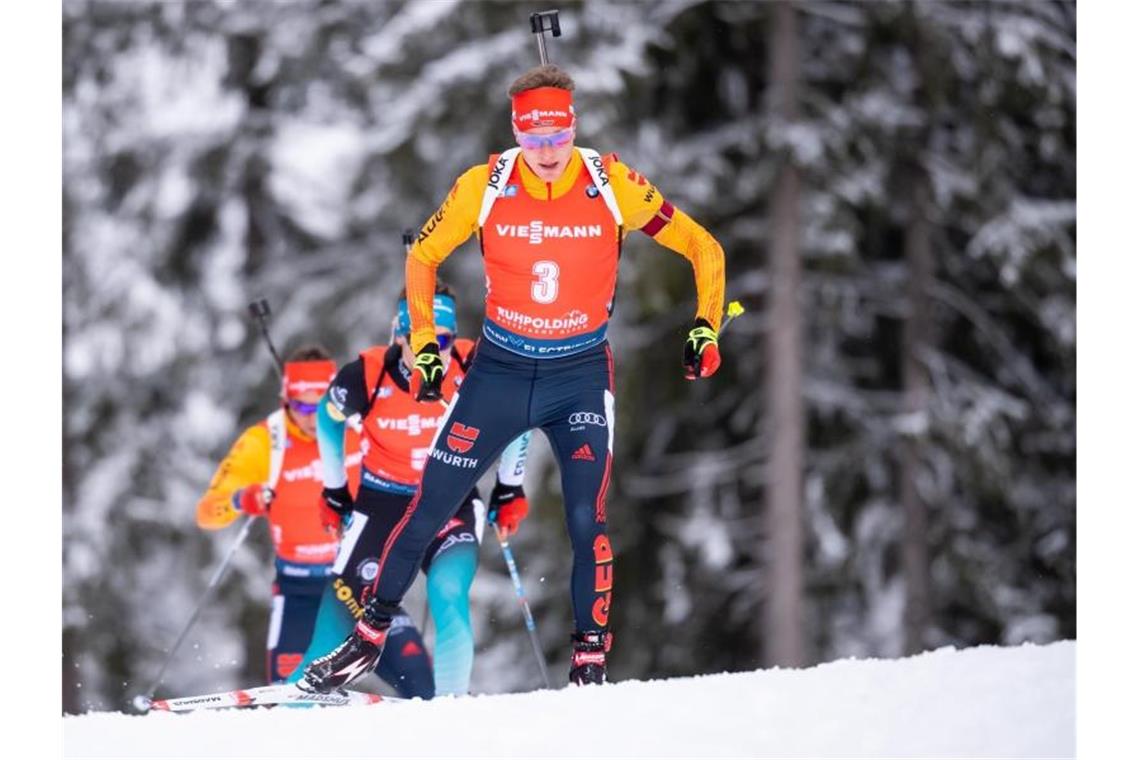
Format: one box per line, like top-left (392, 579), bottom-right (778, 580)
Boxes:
top-left (901, 175), bottom-right (932, 654)
top-left (763, 0), bottom-right (806, 669)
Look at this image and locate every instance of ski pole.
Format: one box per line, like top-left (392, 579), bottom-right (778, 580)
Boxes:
top-left (719, 300), bottom-right (746, 337)
top-left (494, 525), bottom-right (552, 689)
top-left (529, 10), bottom-right (561, 66)
top-left (248, 299), bottom-right (285, 378)
top-left (131, 515), bottom-right (256, 712)
top-left (133, 302), bottom-right (285, 712)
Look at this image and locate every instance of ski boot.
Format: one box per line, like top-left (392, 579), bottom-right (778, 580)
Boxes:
top-left (569, 630), bottom-right (612, 686)
top-left (297, 599), bottom-right (399, 694)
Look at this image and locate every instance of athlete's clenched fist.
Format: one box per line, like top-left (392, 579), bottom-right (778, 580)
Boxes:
top-left (683, 318), bottom-right (721, 380)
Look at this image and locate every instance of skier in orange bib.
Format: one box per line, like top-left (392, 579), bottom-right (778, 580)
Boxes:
top-left (301, 64), bottom-right (725, 692)
top-left (196, 345), bottom-right (361, 683)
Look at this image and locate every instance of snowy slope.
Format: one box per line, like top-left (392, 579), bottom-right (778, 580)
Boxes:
top-left (63, 641), bottom-right (1074, 760)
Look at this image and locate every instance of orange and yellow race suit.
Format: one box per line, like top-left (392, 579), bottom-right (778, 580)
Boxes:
top-left (405, 148), bottom-right (725, 354)
top-left (357, 146), bottom-right (726, 640)
top-left (196, 409), bottom-right (362, 566)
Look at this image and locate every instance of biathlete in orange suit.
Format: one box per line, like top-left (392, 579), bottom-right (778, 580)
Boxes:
top-left (301, 63), bottom-right (725, 692)
top-left (196, 345), bottom-right (361, 683)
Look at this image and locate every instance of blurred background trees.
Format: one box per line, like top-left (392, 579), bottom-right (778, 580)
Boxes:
top-left (62, 0), bottom-right (1074, 713)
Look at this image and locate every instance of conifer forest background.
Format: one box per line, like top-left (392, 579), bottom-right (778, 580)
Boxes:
top-left (62, 0), bottom-right (1075, 713)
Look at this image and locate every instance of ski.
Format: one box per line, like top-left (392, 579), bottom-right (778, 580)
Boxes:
top-left (144, 683), bottom-right (387, 713)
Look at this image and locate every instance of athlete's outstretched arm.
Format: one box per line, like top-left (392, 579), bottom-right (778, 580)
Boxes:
top-left (405, 165), bottom-right (487, 352)
top-left (608, 160), bottom-right (726, 332)
top-left (195, 426), bottom-right (270, 529)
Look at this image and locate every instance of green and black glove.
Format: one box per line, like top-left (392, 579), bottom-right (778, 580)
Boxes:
top-left (411, 342), bottom-right (445, 401)
top-left (683, 318), bottom-right (721, 380)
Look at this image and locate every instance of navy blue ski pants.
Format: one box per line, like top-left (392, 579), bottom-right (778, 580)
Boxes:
top-left (266, 571), bottom-right (326, 683)
top-left (371, 339), bottom-right (616, 633)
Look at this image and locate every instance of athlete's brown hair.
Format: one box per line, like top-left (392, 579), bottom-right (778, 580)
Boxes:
top-left (508, 64), bottom-right (575, 97)
top-left (286, 344), bottom-right (331, 362)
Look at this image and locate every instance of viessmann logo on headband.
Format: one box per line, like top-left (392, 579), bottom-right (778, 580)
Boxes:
top-left (286, 380), bottom-right (331, 393)
top-left (514, 108), bottom-right (572, 127)
top-left (511, 87), bottom-right (574, 130)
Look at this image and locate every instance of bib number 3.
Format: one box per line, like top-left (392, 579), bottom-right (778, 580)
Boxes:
top-left (531, 261), bottom-right (560, 304)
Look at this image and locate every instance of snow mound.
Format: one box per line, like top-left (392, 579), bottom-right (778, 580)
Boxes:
top-left (64, 640), bottom-right (1074, 759)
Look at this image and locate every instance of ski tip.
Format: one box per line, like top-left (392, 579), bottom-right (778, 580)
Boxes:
top-left (130, 694), bottom-right (153, 713)
top-left (148, 700), bottom-right (170, 712)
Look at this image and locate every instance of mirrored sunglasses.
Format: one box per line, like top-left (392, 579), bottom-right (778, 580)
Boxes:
top-left (515, 127), bottom-right (574, 150)
top-left (288, 399), bottom-right (320, 416)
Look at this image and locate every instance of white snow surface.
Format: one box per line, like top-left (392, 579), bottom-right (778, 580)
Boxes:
top-left (63, 641), bottom-right (1073, 760)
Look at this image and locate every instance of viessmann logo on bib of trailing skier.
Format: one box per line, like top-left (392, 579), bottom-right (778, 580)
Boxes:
top-left (494, 221), bottom-right (604, 246)
top-left (373, 414), bottom-right (444, 437)
top-left (496, 306), bottom-right (589, 333)
top-left (280, 453), bottom-right (361, 483)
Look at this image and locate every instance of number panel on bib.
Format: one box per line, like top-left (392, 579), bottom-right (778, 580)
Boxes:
top-left (531, 261), bottom-right (560, 304)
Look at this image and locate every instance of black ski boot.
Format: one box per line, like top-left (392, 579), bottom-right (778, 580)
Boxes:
top-left (569, 630), bottom-right (612, 686)
top-left (297, 599), bottom-right (399, 694)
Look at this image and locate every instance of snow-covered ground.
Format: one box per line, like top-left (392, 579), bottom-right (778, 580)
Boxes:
top-left (63, 640), bottom-right (1073, 759)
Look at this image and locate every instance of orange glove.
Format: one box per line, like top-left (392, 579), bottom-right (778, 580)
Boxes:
top-left (488, 481), bottom-right (529, 537)
top-left (233, 485), bottom-right (274, 517)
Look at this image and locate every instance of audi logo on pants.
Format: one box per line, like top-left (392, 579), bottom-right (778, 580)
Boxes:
top-left (569, 412), bottom-right (606, 427)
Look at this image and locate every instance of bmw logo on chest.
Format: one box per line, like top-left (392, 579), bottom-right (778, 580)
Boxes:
top-left (502, 184), bottom-right (519, 198)
top-left (586, 185), bottom-right (600, 198)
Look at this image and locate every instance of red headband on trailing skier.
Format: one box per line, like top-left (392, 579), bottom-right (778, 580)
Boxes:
top-left (511, 87), bottom-right (575, 131)
top-left (281, 360), bottom-right (337, 398)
